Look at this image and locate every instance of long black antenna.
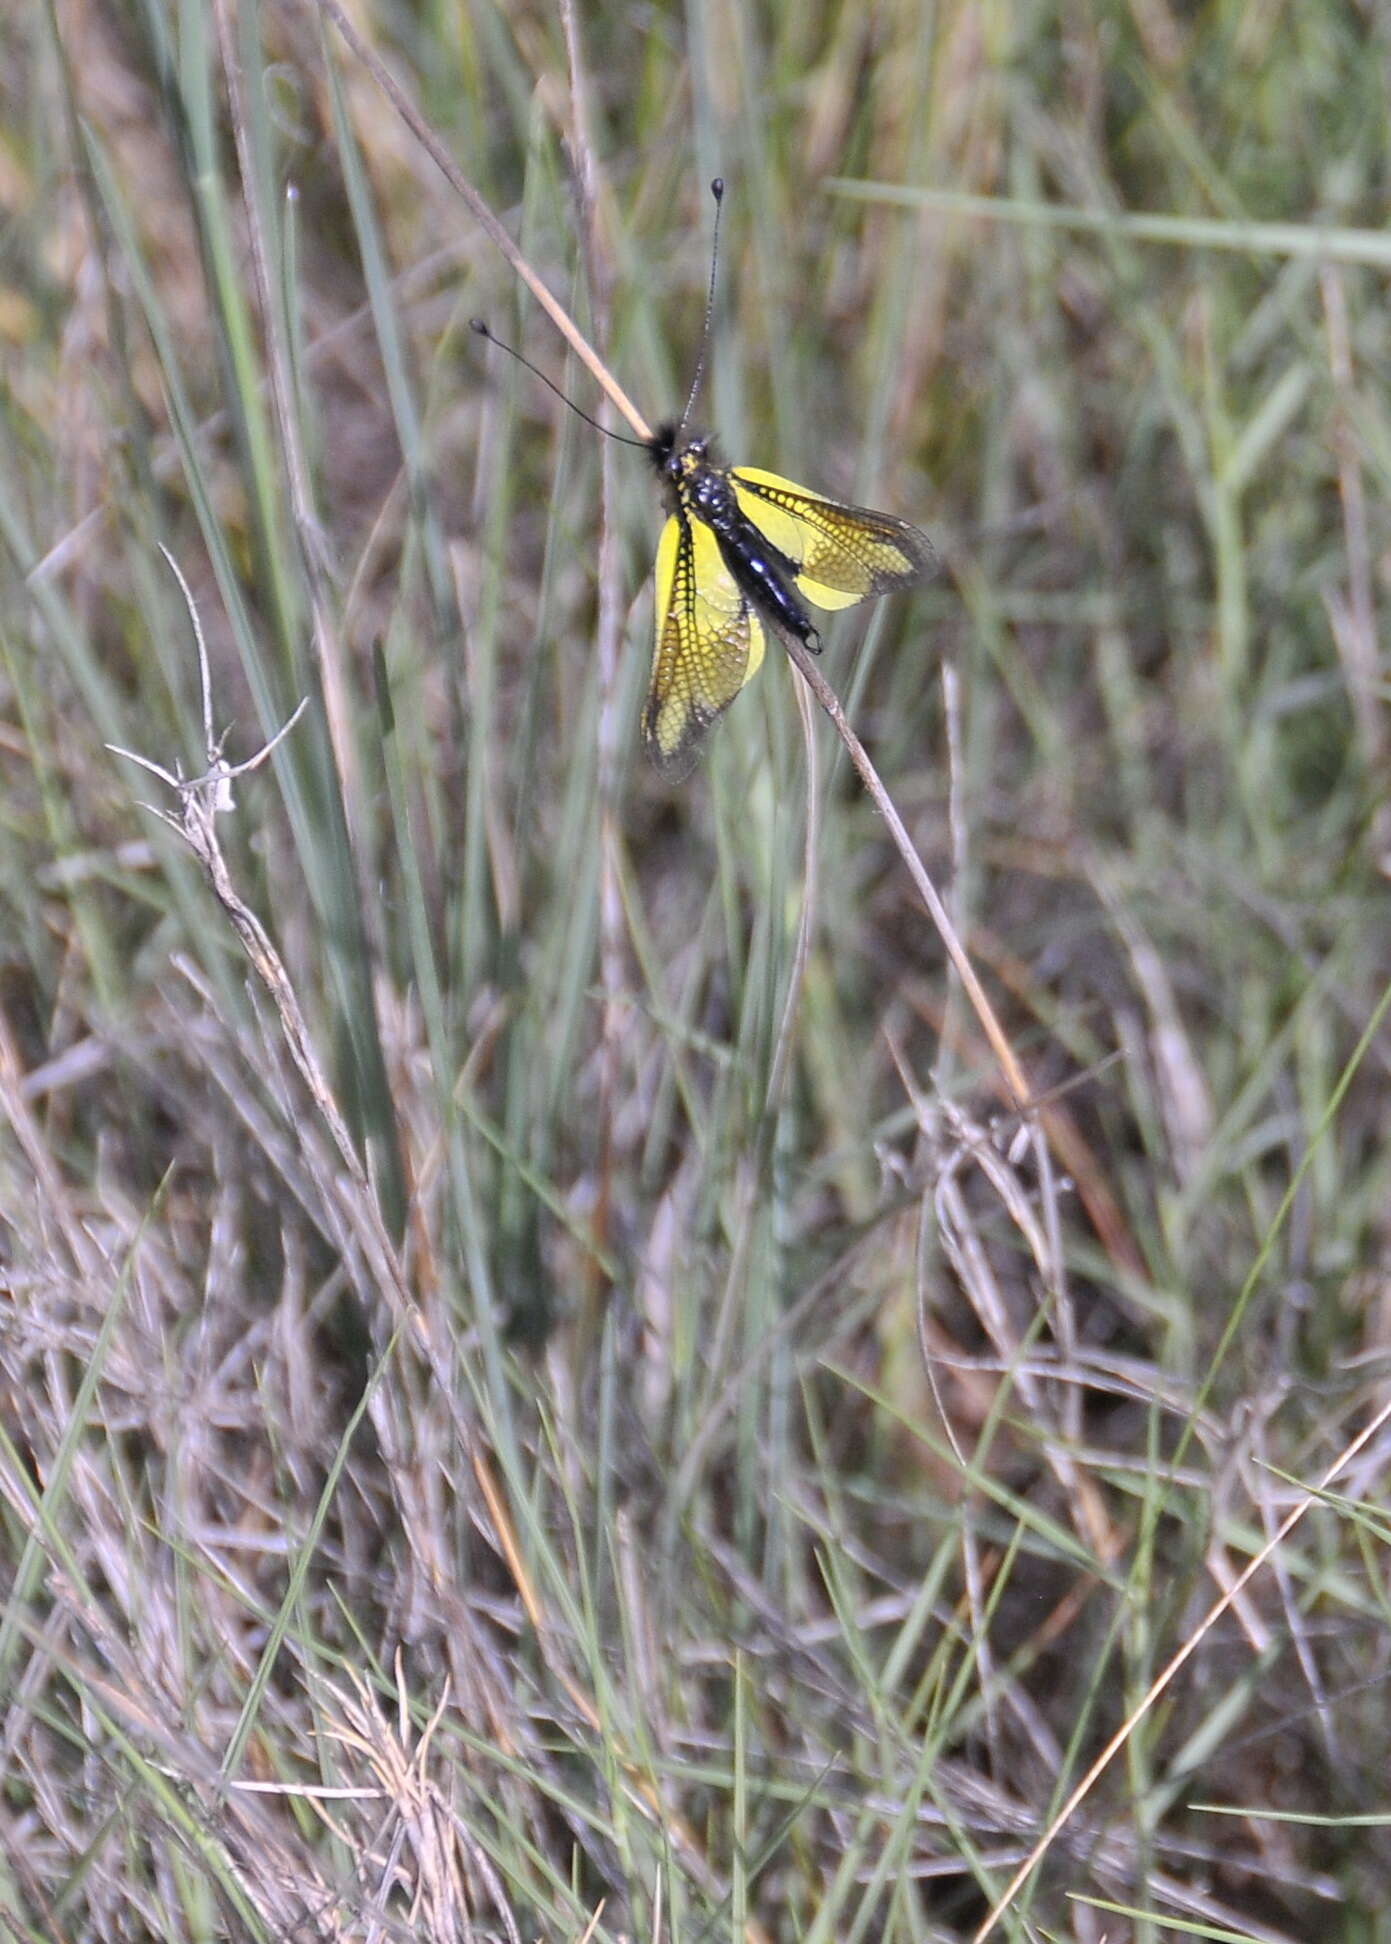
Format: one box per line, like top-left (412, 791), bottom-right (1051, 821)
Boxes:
top-left (676, 177), bottom-right (724, 434)
top-left (469, 318), bottom-right (649, 447)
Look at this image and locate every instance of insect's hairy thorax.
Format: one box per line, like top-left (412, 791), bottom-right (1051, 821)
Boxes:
top-left (650, 426), bottom-right (742, 528)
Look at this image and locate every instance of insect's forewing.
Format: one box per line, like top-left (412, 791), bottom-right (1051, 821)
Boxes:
top-left (643, 512), bottom-right (767, 777)
top-left (730, 466), bottom-right (934, 612)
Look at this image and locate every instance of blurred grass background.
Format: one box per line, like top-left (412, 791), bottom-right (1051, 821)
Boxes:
top-left (4, 1), bottom-right (1391, 1939)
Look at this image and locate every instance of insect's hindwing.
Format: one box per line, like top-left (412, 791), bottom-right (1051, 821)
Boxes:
top-left (643, 512), bottom-right (766, 776)
top-left (730, 466), bottom-right (933, 612)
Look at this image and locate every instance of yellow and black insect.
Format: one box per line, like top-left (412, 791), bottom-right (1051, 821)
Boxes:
top-left (642, 424), bottom-right (932, 775)
top-left (473, 178), bottom-right (932, 775)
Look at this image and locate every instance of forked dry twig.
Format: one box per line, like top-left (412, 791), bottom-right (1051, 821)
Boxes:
top-left (108, 548), bottom-right (418, 1330)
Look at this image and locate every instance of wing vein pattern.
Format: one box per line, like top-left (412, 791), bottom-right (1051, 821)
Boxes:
top-left (643, 511), bottom-right (766, 776)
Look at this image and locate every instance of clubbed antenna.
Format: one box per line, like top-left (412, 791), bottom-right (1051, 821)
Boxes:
top-left (676, 177), bottom-right (724, 435)
top-left (470, 318), bottom-right (648, 447)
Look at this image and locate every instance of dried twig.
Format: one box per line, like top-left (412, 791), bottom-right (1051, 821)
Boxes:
top-left (311, 0), bottom-right (651, 440)
top-left (782, 636), bottom-right (1029, 1111)
top-left (972, 1391), bottom-right (1391, 1940)
top-left (108, 549), bottom-right (416, 1328)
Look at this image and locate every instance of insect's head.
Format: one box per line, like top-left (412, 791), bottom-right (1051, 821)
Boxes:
top-left (647, 423), bottom-right (710, 486)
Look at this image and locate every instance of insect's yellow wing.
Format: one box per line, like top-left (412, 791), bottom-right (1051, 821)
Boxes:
top-left (643, 513), bottom-right (767, 776)
top-left (730, 466), bottom-right (934, 612)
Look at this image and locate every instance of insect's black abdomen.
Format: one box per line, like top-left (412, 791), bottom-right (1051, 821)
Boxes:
top-left (714, 526), bottom-right (819, 649)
